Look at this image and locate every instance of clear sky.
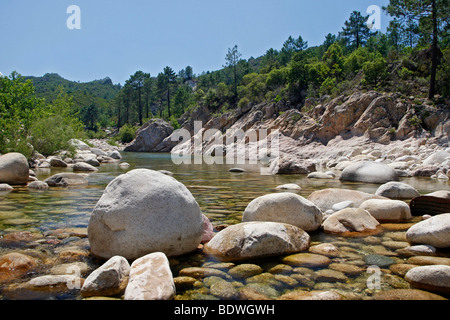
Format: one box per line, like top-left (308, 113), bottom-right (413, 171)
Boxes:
top-left (0, 0), bottom-right (391, 85)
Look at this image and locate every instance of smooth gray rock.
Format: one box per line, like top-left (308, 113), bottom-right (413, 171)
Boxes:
top-left (322, 208), bottom-right (380, 234)
top-left (375, 181), bottom-right (420, 199)
top-left (204, 222), bottom-right (310, 261)
top-left (88, 169), bottom-right (203, 260)
top-left (124, 119), bottom-right (174, 152)
top-left (81, 256), bottom-right (130, 297)
top-left (243, 193), bottom-right (323, 231)
top-left (0, 153), bottom-right (30, 185)
top-left (359, 199), bottom-right (412, 222)
top-left (405, 265), bottom-right (450, 294)
top-left (406, 213), bottom-right (450, 248)
top-left (340, 161), bottom-right (399, 184)
top-left (44, 173), bottom-right (88, 187)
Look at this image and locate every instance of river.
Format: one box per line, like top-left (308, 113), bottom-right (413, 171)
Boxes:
top-left (0, 152), bottom-right (449, 300)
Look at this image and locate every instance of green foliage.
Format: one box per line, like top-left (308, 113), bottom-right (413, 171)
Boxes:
top-left (362, 57), bottom-right (388, 86)
top-left (436, 48), bottom-right (450, 97)
top-left (29, 115), bottom-right (76, 156)
top-left (118, 124), bottom-right (136, 143)
top-left (266, 68), bottom-right (288, 89)
top-left (169, 115), bottom-right (180, 129)
top-left (319, 77), bottom-right (337, 96)
top-left (0, 72), bottom-right (84, 157)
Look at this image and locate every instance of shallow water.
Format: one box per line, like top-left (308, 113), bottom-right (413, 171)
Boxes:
top-left (1, 152), bottom-right (449, 300)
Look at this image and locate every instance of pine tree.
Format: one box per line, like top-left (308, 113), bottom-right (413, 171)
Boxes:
top-left (340, 11), bottom-right (372, 49)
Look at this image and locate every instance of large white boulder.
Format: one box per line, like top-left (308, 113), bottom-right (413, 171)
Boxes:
top-left (339, 161), bottom-right (399, 184)
top-left (242, 193), bottom-right (323, 231)
top-left (88, 169), bottom-right (204, 260)
top-left (0, 153), bottom-right (30, 185)
top-left (406, 213), bottom-right (450, 248)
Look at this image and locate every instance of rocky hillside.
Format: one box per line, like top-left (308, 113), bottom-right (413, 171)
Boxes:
top-left (127, 90), bottom-right (449, 159)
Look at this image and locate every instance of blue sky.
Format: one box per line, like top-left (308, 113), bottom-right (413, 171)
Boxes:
top-left (0, 0), bottom-right (391, 85)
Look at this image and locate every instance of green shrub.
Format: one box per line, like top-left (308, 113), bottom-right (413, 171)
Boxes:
top-left (362, 57), bottom-right (388, 86)
top-left (169, 115), bottom-right (180, 129)
top-left (398, 66), bottom-right (414, 80)
top-left (29, 115), bottom-right (76, 156)
top-left (119, 124), bottom-right (136, 143)
top-left (238, 97), bottom-right (250, 108)
top-left (319, 77), bottom-right (337, 96)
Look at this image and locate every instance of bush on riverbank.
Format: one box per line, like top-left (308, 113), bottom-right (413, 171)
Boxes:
top-left (0, 72), bottom-right (84, 158)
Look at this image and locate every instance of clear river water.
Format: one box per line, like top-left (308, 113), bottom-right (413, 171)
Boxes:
top-left (0, 152), bottom-right (449, 300)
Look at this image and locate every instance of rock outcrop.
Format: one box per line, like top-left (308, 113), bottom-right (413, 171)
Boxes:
top-left (124, 119), bottom-right (174, 152)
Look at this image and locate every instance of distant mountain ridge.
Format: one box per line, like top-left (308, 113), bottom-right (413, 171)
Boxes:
top-left (26, 73), bottom-right (121, 102)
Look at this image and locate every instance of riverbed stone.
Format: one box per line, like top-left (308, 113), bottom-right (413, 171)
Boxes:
top-left (73, 162), bottom-right (98, 172)
top-left (0, 184), bottom-right (13, 192)
top-left (81, 256), bottom-right (130, 297)
top-left (23, 275), bottom-right (85, 296)
top-left (315, 269), bottom-right (348, 283)
top-left (329, 263), bottom-right (365, 276)
top-left (309, 243), bottom-right (339, 257)
top-left (405, 265), bottom-right (450, 294)
top-left (307, 172), bottom-right (334, 179)
top-left (389, 264), bottom-right (418, 277)
top-left (281, 253), bottom-right (331, 268)
top-left (396, 245), bottom-right (437, 257)
top-left (178, 267), bottom-right (231, 280)
top-left (364, 254), bottom-right (395, 267)
top-left (204, 222), bottom-right (310, 261)
top-left (406, 213), bottom-right (450, 248)
top-left (173, 276), bottom-right (198, 290)
top-left (201, 214), bottom-right (214, 244)
top-left (406, 256), bottom-right (450, 266)
top-left (375, 181), bottom-right (420, 199)
top-left (27, 181), bottom-right (49, 190)
top-left (44, 173), bottom-right (88, 187)
top-left (307, 188), bottom-right (386, 212)
top-left (322, 208), bottom-right (380, 234)
top-left (425, 190), bottom-right (450, 199)
top-left (0, 153), bottom-right (30, 185)
top-left (242, 193), bottom-right (323, 231)
top-left (0, 252), bottom-right (39, 283)
top-left (278, 290), bottom-right (343, 300)
top-left (88, 169), bottom-right (204, 260)
top-left (210, 279), bottom-right (239, 300)
top-left (49, 157), bottom-right (68, 168)
top-left (359, 199), bottom-right (412, 222)
top-left (372, 289), bottom-right (447, 300)
top-left (275, 183), bottom-right (301, 190)
top-left (228, 264), bottom-right (263, 279)
top-left (340, 161), bottom-right (399, 184)
top-left (124, 252), bottom-right (175, 300)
